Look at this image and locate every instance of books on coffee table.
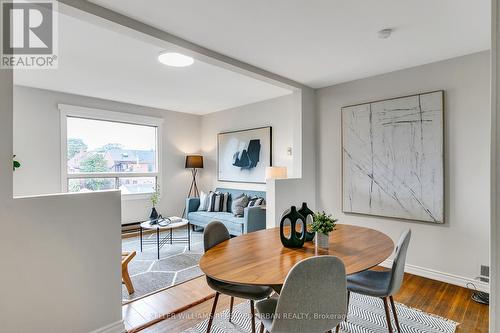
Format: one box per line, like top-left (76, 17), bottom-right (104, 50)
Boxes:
top-left (158, 216), bottom-right (183, 226)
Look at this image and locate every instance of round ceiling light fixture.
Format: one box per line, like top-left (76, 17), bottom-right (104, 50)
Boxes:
top-left (377, 28), bottom-right (393, 39)
top-left (158, 52), bottom-right (194, 67)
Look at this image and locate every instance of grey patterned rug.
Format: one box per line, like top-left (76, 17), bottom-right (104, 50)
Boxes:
top-left (121, 229), bottom-right (204, 303)
top-left (183, 293), bottom-right (458, 333)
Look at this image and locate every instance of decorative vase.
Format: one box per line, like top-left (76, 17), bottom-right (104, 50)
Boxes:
top-left (150, 207), bottom-right (159, 222)
top-left (280, 206), bottom-right (306, 248)
top-left (298, 202), bottom-right (315, 242)
top-left (315, 232), bottom-right (330, 249)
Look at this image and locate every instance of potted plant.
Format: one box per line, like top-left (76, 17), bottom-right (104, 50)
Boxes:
top-left (149, 185), bottom-right (160, 222)
top-left (310, 211), bottom-right (337, 249)
top-left (13, 155), bottom-right (21, 171)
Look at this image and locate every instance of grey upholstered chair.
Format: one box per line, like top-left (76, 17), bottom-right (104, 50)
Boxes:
top-left (204, 221), bottom-right (273, 333)
top-left (346, 229), bottom-right (411, 333)
top-left (256, 256), bottom-right (347, 333)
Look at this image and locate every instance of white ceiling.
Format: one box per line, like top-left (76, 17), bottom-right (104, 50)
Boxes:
top-left (14, 12), bottom-right (292, 115)
top-left (90, 0), bottom-right (491, 88)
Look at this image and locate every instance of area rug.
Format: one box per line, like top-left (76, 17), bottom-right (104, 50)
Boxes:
top-left (121, 229), bottom-right (204, 303)
top-left (182, 293), bottom-right (459, 333)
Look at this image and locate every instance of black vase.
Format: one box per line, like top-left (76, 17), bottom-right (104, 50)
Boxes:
top-left (150, 207), bottom-right (159, 222)
top-left (280, 206), bottom-right (306, 248)
top-left (298, 202), bottom-right (315, 242)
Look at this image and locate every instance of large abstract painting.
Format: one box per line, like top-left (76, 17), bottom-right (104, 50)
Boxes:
top-left (342, 91), bottom-right (444, 223)
top-left (218, 127), bottom-right (272, 183)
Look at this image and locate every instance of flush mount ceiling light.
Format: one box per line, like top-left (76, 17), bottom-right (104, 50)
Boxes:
top-left (158, 52), bottom-right (194, 67)
top-left (377, 28), bottom-right (393, 39)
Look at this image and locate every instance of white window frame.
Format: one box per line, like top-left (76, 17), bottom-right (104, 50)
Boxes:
top-left (59, 104), bottom-right (163, 200)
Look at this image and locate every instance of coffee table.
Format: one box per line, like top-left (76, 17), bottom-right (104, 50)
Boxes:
top-left (140, 217), bottom-right (190, 259)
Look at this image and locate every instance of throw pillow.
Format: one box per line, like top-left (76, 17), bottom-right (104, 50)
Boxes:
top-left (208, 191), bottom-right (230, 212)
top-left (248, 196), bottom-right (265, 207)
top-left (197, 191), bottom-right (209, 211)
top-left (231, 194), bottom-right (249, 217)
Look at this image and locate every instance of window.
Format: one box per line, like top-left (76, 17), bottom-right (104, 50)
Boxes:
top-left (60, 105), bottom-right (162, 197)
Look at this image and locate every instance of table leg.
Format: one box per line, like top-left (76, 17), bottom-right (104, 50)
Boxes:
top-left (140, 227), bottom-right (143, 252)
top-left (157, 228), bottom-right (160, 260)
top-left (170, 228), bottom-right (173, 245)
top-left (188, 222), bottom-right (191, 251)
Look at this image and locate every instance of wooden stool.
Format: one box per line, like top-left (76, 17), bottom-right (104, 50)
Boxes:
top-left (122, 251), bottom-right (136, 294)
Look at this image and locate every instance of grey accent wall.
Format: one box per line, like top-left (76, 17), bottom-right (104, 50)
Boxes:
top-left (316, 51), bottom-right (490, 281)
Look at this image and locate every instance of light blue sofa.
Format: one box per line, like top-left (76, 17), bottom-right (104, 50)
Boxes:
top-left (186, 188), bottom-right (266, 236)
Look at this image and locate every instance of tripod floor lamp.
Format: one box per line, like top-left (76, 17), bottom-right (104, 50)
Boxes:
top-left (183, 155), bottom-right (203, 217)
top-left (185, 155), bottom-right (203, 197)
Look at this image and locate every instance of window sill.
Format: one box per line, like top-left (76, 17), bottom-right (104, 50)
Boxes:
top-left (121, 193), bottom-right (153, 201)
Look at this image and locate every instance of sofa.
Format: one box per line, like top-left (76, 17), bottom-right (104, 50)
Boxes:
top-left (186, 188), bottom-right (266, 236)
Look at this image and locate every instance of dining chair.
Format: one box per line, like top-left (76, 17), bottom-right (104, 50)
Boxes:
top-left (346, 229), bottom-right (411, 333)
top-left (256, 256), bottom-right (347, 333)
top-left (203, 221), bottom-right (273, 333)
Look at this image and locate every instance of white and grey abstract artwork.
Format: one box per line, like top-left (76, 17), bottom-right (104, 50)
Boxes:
top-left (218, 127), bottom-right (272, 183)
top-left (342, 91), bottom-right (444, 223)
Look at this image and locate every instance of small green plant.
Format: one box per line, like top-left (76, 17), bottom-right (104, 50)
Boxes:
top-left (13, 155), bottom-right (21, 171)
top-left (310, 211), bottom-right (337, 235)
top-left (150, 185), bottom-right (161, 208)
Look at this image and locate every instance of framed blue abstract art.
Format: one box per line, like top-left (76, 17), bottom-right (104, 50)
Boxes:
top-left (217, 126), bottom-right (272, 184)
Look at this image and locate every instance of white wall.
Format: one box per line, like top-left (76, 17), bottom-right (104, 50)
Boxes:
top-left (267, 87), bottom-right (317, 228)
top-left (491, 0), bottom-right (498, 329)
top-left (199, 94), bottom-right (296, 192)
top-left (13, 85), bottom-right (201, 223)
top-left (1, 70), bottom-right (124, 332)
top-left (316, 51), bottom-right (491, 283)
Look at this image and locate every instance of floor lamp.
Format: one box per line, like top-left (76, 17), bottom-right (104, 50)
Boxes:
top-left (183, 155), bottom-right (203, 217)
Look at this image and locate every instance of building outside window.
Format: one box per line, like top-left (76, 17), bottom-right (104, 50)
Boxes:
top-left (60, 104), bottom-right (162, 197)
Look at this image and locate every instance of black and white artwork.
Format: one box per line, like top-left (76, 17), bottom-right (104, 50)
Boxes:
top-left (342, 91), bottom-right (444, 223)
top-left (218, 127), bottom-right (272, 183)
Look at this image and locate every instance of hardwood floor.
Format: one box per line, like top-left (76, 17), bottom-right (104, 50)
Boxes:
top-left (393, 273), bottom-right (489, 332)
top-left (126, 273), bottom-right (488, 333)
top-left (123, 276), bottom-right (215, 332)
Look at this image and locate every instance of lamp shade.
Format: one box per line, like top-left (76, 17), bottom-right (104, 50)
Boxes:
top-left (265, 166), bottom-right (287, 180)
top-left (185, 155), bottom-right (204, 169)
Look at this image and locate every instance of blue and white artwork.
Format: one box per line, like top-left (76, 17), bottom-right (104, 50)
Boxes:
top-left (342, 91), bottom-right (444, 223)
top-left (218, 127), bottom-right (272, 183)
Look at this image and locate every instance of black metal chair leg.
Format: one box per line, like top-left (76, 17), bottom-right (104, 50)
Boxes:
top-left (259, 322), bottom-right (264, 333)
top-left (250, 300), bottom-right (256, 333)
top-left (382, 297), bottom-right (394, 333)
top-left (228, 296), bottom-right (234, 322)
top-left (206, 292), bottom-right (220, 333)
top-left (345, 290), bottom-right (350, 322)
top-left (389, 296), bottom-right (402, 332)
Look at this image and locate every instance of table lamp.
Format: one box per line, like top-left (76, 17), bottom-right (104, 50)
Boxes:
top-left (265, 166), bottom-right (288, 180)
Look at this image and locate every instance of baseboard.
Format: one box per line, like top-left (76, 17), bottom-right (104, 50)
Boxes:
top-left (381, 259), bottom-right (490, 293)
top-left (89, 320), bottom-right (125, 333)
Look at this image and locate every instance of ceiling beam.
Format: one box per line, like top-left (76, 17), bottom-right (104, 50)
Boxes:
top-left (57, 0), bottom-right (308, 91)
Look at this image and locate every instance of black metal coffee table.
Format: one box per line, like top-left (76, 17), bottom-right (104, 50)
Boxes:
top-left (140, 217), bottom-right (190, 259)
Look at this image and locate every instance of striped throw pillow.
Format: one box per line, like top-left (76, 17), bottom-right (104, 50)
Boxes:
top-left (207, 191), bottom-right (230, 212)
top-left (248, 197), bottom-right (265, 207)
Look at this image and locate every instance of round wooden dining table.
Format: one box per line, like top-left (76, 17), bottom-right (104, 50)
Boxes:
top-left (199, 224), bottom-right (394, 287)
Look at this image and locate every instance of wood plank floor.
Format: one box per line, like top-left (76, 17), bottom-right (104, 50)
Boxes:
top-left (123, 276), bottom-right (215, 332)
top-left (125, 273), bottom-right (488, 333)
